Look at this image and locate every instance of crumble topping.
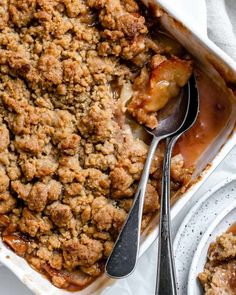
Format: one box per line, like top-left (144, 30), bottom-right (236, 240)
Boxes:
top-left (0, 0), bottom-right (193, 290)
top-left (199, 232), bottom-right (236, 295)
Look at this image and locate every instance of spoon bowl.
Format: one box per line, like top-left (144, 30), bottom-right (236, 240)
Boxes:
top-left (146, 82), bottom-right (190, 137)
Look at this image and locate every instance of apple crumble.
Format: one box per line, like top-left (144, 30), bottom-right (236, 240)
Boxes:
top-left (0, 0), bottom-right (193, 290)
top-left (199, 231), bottom-right (236, 295)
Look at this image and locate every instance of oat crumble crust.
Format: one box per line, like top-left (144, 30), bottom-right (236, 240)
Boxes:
top-left (199, 233), bottom-right (236, 295)
top-left (0, 0), bottom-right (192, 290)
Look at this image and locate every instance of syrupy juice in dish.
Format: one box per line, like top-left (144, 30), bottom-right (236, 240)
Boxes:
top-left (175, 69), bottom-right (233, 168)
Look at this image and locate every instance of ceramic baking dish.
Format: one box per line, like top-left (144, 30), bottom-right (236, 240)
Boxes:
top-left (1, 1), bottom-right (236, 294)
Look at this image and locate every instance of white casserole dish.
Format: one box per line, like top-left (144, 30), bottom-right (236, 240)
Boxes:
top-left (1, 1), bottom-right (236, 294)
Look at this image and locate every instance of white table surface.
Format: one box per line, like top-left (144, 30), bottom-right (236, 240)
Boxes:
top-left (1, 1), bottom-right (235, 294)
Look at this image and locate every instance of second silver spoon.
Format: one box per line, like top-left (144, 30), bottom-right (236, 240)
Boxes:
top-left (156, 75), bottom-right (199, 295)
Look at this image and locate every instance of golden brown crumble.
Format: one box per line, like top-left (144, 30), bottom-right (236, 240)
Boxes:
top-left (0, 0), bottom-right (193, 291)
top-left (199, 232), bottom-right (236, 295)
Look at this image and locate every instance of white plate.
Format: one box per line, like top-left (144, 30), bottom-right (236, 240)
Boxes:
top-left (188, 200), bottom-right (236, 295)
top-left (173, 176), bottom-right (236, 295)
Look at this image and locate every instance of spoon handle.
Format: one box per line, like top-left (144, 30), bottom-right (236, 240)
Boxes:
top-left (156, 136), bottom-right (179, 295)
top-left (105, 136), bottom-right (161, 278)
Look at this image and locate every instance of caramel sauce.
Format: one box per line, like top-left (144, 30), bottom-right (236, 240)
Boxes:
top-left (174, 70), bottom-right (232, 167)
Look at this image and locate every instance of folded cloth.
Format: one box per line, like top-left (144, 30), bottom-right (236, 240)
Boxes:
top-left (206, 0), bottom-right (236, 61)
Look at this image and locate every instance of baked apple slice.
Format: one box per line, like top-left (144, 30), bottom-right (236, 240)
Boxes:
top-left (128, 58), bottom-right (193, 128)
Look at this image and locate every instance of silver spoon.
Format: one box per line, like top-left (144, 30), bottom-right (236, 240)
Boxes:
top-left (156, 75), bottom-right (199, 295)
top-left (105, 77), bottom-right (192, 278)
